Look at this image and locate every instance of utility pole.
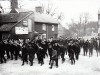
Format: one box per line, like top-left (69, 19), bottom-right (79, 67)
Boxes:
top-left (98, 10), bottom-right (100, 36)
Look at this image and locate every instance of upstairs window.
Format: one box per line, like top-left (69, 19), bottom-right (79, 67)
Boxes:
top-left (23, 20), bottom-right (28, 26)
top-left (52, 25), bottom-right (55, 31)
top-left (42, 24), bottom-right (46, 31)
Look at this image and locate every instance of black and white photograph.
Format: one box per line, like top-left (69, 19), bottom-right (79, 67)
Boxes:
top-left (0, 0), bottom-right (100, 75)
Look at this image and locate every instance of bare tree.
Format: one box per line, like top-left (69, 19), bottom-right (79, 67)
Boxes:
top-left (76, 13), bottom-right (90, 36)
top-left (82, 13), bottom-right (90, 36)
top-left (68, 13), bottom-right (90, 37)
top-left (38, 0), bottom-right (64, 21)
top-left (18, 0), bottom-right (26, 8)
top-left (0, 3), bottom-right (4, 13)
top-left (56, 12), bottom-right (64, 21)
top-left (38, 0), bottom-right (57, 15)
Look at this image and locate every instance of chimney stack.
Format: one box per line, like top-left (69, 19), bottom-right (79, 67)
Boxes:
top-left (10, 0), bottom-right (18, 13)
top-left (11, 0), bottom-right (18, 9)
top-left (0, 3), bottom-right (4, 13)
top-left (35, 6), bottom-right (43, 13)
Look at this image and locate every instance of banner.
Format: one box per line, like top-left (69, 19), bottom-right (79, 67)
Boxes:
top-left (15, 27), bottom-right (28, 34)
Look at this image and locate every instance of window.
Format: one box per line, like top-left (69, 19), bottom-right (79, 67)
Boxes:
top-left (52, 25), bottom-right (55, 31)
top-left (23, 20), bottom-right (28, 26)
top-left (42, 24), bottom-right (46, 31)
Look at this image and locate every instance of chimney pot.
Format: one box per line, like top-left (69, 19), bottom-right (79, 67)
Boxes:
top-left (11, 0), bottom-right (18, 9)
top-left (10, 0), bottom-right (18, 13)
top-left (35, 6), bottom-right (43, 13)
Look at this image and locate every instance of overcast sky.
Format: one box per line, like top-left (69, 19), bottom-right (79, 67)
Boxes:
top-left (0, 0), bottom-right (100, 27)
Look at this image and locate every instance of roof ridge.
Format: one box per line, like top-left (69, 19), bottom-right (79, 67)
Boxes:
top-left (34, 12), bottom-right (58, 24)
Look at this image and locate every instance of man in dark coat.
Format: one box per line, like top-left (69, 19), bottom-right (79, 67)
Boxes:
top-left (9, 40), bottom-right (15, 60)
top-left (67, 41), bottom-right (75, 65)
top-left (5, 40), bottom-right (10, 59)
top-left (74, 42), bottom-right (80, 60)
top-left (49, 41), bottom-right (59, 69)
top-left (41, 40), bottom-right (48, 58)
top-left (60, 45), bottom-right (66, 63)
top-left (0, 41), bottom-right (6, 63)
top-left (36, 42), bottom-right (44, 66)
top-left (83, 40), bottom-right (89, 56)
top-left (88, 40), bottom-right (93, 57)
top-left (48, 43), bottom-right (53, 65)
top-left (14, 44), bottom-right (19, 60)
top-left (36, 38), bottom-right (44, 66)
top-left (21, 43), bottom-right (28, 66)
top-left (49, 46), bottom-right (58, 69)
top-left (27, 42), bottom-right (35, 66)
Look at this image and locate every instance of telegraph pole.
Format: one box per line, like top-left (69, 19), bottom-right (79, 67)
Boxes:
top-left (98, 10), bottom-right (100, 37)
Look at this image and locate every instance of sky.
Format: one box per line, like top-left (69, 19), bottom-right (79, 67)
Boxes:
top-left (0, 0), bottom-right (100, 28)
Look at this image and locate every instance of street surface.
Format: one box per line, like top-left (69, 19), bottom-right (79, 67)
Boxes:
top-left (0, 49), bottom-right (100, 75)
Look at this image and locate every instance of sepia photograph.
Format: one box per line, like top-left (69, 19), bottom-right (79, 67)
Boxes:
top-left (0, 0), bottom-right (100, 75)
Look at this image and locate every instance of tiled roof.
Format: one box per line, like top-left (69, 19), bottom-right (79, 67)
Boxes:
top-left (34, 12), bottom-right (58, 24)
top-left (0, 23), bottom-right (16, 31)
top-left (0, 10), bottom-right (33, 31)
top-left (0, 13), bottom-right (19, 23)
top-left (0, 8), bottom-right (33, 23)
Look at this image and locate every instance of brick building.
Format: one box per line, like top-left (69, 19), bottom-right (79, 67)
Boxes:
top-left (0, 0), bottom-right (58, 40)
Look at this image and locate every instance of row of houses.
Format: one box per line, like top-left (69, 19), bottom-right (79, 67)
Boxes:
top-left (0, 0), bottom-right (58, 41)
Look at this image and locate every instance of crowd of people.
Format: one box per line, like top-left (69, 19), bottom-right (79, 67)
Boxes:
top-left (0, 36), bottom-right (100, 69)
